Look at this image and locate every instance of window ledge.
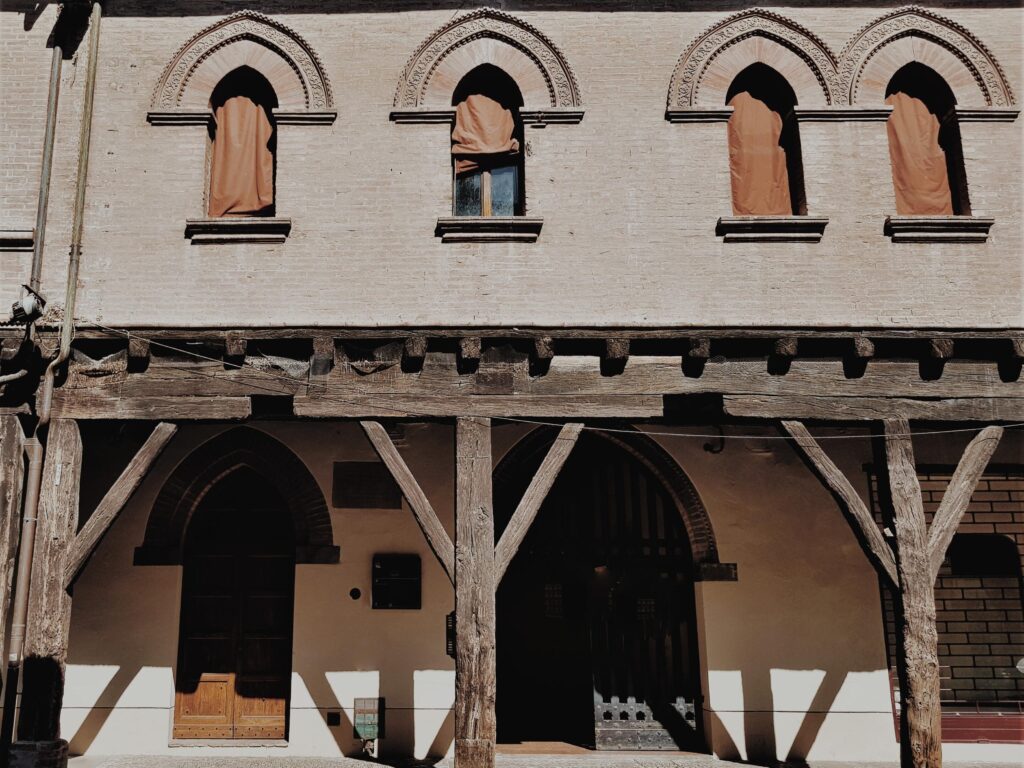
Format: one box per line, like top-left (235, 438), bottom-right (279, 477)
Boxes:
top-left (884, 216), bottom-right (994, 243)
top-left (716, 216), bottom-right (828, 242)
top-left (185, 217), bottom-right (291, 244)
top-left (0, 229), bottom-right (34, 252)
top-left (435, 216), bottom-right (543, 243)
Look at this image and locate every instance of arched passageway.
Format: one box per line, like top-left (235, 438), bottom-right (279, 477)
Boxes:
top-left (173, 467), bottom-right (296, 739)
top-left (494, 429), bottom-right (707, 751)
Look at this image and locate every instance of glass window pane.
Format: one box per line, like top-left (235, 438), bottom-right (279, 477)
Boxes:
top-left (455, 172), bottom-right (482, 216)
top-left (490, 165), bottom-right (518, 217)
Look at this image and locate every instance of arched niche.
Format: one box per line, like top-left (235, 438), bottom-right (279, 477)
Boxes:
top-left (391, 8), bottom-right (583, 124)
top-left (135, 427), bottom-right (338, 565)
top-left (149, 11), bottom-right (335, 125)
top-left (667, 9), bottom-right (839, 112)
top-left (840, 6), bottom-right (1015, 108)
top-left (494, 425), bottom-right (735, 581)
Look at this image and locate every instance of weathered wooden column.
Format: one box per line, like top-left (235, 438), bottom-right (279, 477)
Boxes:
top-left (454, 416), bottom-right (496, 768)
top-left (16, 418), bottom-right (81, 748)
top-left (884, 419), bottom-right (942, 768)
top-left (0, 415), bottom-right (26, 660)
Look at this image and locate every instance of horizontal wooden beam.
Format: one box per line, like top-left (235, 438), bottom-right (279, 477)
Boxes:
top-left (295, 395), bottom-right (663, 418)
top-left (64, 423), bottom-right (178, 587)
top-left (50, 393), bottom-right (251, 420)
top-left (724, 395), bottom-right (1024, 421)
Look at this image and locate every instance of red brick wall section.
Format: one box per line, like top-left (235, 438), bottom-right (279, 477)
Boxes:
top-left (869, 467), bottom-right (1024, 742)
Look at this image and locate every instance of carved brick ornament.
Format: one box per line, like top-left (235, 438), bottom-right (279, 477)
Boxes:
top-left (393, 7), bottom-right (582, 110)
top-left (839, 6), bottom-right (1015, 107)
top-left (151, 11), bottom-right (334, 112)
top-left (667, 9), bottom-right (840, 108)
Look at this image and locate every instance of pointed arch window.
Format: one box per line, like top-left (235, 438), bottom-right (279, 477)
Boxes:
top-left (885, 63), bottom-right (969, 216)
top-left (207, 67), bottom-right (277, 218)
top-left (451, 65), bottom-right (525, 218)
top-left (726, 64), bottom-right (807, 216)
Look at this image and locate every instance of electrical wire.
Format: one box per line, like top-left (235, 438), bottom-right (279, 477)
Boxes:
top-left (61, 317), bottom-right (1024, 442)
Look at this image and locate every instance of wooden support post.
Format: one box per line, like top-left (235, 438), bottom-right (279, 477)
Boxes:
top-left (454, 416), bottom-right (496, 768)
top-left (0, 416), bottom-right (26, 658)
top-left (883, 418), bottom-right (941, 768)
top-left (63, 422), bottom-right (177, 587)
top-left (17, 419), bottom-right (81, 742)
top-left (360, 421), bottom-right (455, 583)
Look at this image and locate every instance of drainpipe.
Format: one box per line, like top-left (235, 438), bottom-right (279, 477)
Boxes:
top-left (0, 2), bottom-right (102, 757)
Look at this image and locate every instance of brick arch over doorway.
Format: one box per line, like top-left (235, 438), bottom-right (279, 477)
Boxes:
top-left (134, 427), bottom-right (338, 565)
top-left (494, 425), bottom-right (736, 581)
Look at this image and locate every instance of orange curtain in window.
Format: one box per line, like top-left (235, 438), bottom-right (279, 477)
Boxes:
top-left (451, 93), bottom-right (519, 173)
top-left (208, 95), bottom-right (274, 217)
top-left (727, 91), bottom-right (792, 216)
top-left (885, 90), bottom-right (953, 215)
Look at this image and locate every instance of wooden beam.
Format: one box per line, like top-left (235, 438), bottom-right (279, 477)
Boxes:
top-left (774, 337), bottom-right (799, 357)
top-left (929, 338), bottom-right (954, 359)
top-left (494, 423), bottom-right (583, 583)
top-left (853, 337), bottom-right (875, 358)
top-left (311, 335), bottom-right (335, 377)
top-left (926, 425), bottom-right (1003, 581)
top-left (224, 333), bottom-right (247, 358)
top-left (454, 416), bottom-right (496, 768)
top-left (296, 395), bottom-right (664, 419)
top-left (604, 338), bottom-right (630, 362)
top-left (459, 337), bottom-right (482, 363)
top-left (782, 421), bottom-right (897, 587)
top-left (725, 395), bottom-right (1024, 421)
top-left (18, 419), bottom-right (81, 742)
top-left (1012, 338), bottom-right (1024, 359)
top-left (63, 423), bottom-right (178, 588)
top-left (360, 421), bottom-right (454, 583)
top-left (404, 335), bottom-right (428, 363)
top-left (883, 418), bottom-right (942, 768)
top-left (0, 416), bottom-right (25, 657)
top-left (688, 337), bottom-right (710, 359)
top-left (51, 393), bottom-right (251, 420)
top-left (533, 336), bottom-right (554, 361)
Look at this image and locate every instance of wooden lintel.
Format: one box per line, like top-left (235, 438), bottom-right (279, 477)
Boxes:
top-left (296, 395), bottom-right (663, 419)
top-left (724, 395), bottom-right (1024, 422)
top-left (494, 423), bottom-right (584, 583)
top-left (360, 421), bottom-right (455, 583)
top-left (50, 393), bottom-right (252, 420)
top-left (774, 337), bottom-right (799, 357)
top-left (688, 337), bottom-right (710, 359)
top-left (63, 422), bottom-right (178, 588)
top-left (853, 337), bottom-right (875, 358)
top-left (929, 338), bottom-right (954, 359)
top-left (782, 420), bottom-right (898, 587)
top-left (925, 425), bottom-right (1003, 581)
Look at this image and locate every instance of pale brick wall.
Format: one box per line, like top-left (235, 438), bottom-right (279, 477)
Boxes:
top-left (1, 3), bottom-right (1021, 329)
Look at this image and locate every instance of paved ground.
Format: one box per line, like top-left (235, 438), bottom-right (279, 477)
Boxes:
top-left (66, 758), bottom-right (1024, 768)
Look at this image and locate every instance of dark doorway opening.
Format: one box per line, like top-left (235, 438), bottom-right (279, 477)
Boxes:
top-left (173, 467), bottom-right (296, 739)
top-left (495, 432), bottom-right (704, 751)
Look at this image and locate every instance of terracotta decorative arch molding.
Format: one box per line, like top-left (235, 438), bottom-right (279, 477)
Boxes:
top-left (494, 425), bottom-right (736, 581)
top-left (839, 6), bottom-right (1016, 110)
top-left (666, 9), bottom-right (839, 121)
top-left (135, 427), bottom-right (339, 565)
top-left (390, 7), bottom-right (583, 125)
top-left (148, 10), bottom-right (335, 125)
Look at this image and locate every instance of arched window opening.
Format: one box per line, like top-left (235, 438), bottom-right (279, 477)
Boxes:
top-left (208, 67), bottom-right (278, 218)
top-left (726, 64), bottom-right (806, 216)
top-left (885, 63), bottom-right (970, 216)
top-left (451, 65), bottom-right (525, 217)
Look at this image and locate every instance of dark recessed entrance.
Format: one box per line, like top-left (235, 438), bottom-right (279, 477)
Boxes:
top-left (495, 432), bottom-right (704, 751)
top-left (173, 467), bottom-right (295, 739)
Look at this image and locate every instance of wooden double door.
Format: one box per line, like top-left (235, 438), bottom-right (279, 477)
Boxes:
top-left (173, 469), bottom-right (295, 739)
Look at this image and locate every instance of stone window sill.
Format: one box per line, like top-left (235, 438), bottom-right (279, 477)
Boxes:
top-left (716, 216), bottom-right (828, 242)
top-left (185, 217), bottom-right (291, 244)
top-left (884, 216), bottom-right (994, 243)
top-left (435, 216), bottom-right (543, 243)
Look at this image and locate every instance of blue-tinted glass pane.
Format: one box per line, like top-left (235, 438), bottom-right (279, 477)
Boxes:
top-left (490, 165), bottom-right (518, 217)
top-left (455, 172), bottom-right (482, 216)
